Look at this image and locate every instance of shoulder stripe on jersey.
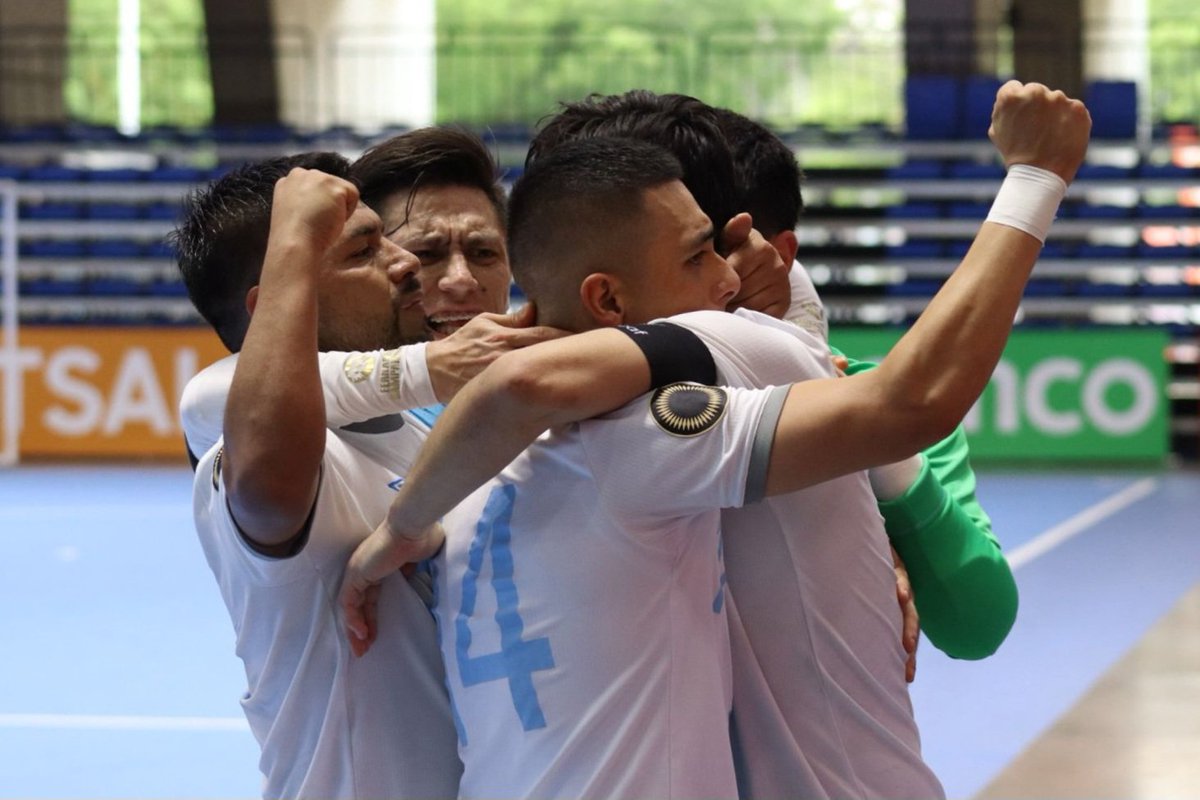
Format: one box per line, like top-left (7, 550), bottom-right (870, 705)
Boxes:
top-left (744, 384), bottom-right (791, 505)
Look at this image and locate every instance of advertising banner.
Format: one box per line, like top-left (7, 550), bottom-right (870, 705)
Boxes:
top-left (830, 328), bottom-right (1170, 461)
top-left (4, 327), bottom-right (227, 458)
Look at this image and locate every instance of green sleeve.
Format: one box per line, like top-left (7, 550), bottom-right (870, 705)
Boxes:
top-left (840, 352), bottom-right (1019, 660)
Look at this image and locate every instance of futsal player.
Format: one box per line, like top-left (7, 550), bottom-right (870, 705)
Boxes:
top-left (341, 81), bottom-right (1091, 799)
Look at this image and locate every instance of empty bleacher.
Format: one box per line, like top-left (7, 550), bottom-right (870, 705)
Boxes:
top-left (0, 118), bottom-right (1197, 457)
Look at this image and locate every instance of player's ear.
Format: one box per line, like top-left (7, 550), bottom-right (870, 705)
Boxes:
top-left (769, 229), bottom-right (798, 266)
top-left (244, 285), bottom-right (260, 317)
top-left (579, 272), bottom-right (628, 326)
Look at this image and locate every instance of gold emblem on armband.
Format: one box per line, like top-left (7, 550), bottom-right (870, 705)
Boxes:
top-left (379, 348), bottom-right (403, 397)
top-left (650, 383), bottom-right (728, 437)
top-left (343, 353), bottom-right (376, 384)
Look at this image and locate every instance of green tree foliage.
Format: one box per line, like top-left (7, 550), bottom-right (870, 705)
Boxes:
top-left (66, 0), bottom-right (212, 129)
top-left (1148, 0), bottom-right (1200, 123)
top-left (433, 0), bottom-right (898, 128)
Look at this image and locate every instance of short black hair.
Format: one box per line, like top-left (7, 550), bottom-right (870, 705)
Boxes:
top-left (508, 137), bottom-right (683, 310)
top-left (171, 152), bottom-right (352, 352)
top-left (527, 90), bottom-right (737, 248)
top-left (712, 107), bottom-right (804, 238)
top-left (352, 126), bottom-right (506, 227)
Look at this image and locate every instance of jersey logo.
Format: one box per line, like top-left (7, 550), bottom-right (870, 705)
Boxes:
top-left (342, 352), bottom-right (376, 383)
top-left (650, 383), bottom-right (727, 437)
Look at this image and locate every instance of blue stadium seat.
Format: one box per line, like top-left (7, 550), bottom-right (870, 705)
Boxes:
top-left (884, 202), bottom-right (942, 219)
top-left (22, 202), bottom-right (85, 220)
top-left (1024, 280), bottom-right (1071, 296)
top-left (86, 167), bottom-right (146, 183)
top-left (22, 241), bottom-right (87, 257)
top-left (1137, 243), bottom-right (1195, 259)
top-left (144, 202), bottom-right (182, 221)
top-left (148, 165), bottom-right (206, 183)
top-left (145, 240), bottom-right (176, 259)
top-left (22, 275), bottom-right (86, 296)
top-left (88, 276), bottom-right (146, 296)
top-left (948, 162), bottom-right (1004, 180)
top-left (905, 76), bottom-right (962, 139)
top-left (947, 201), bottom-right (992, 219)
top-left (87, 240), bottom-right (144, 258)
top-left (1074, 205), bottom-right (1132, 219)
top-left (887, 279), bottom-right (943, 296)
top-left (1086, 81), bottom-right (1138, 139)
top-left (1136, 163), bottom-right (1198, 179)
top-left (1077, 244), bottom-right (1134, 259)
top-left (887, 160), bottom-right (945, 179)
top-left (1074, 164), bottom-right (1134, 180)
top-left (1038, 242), bottom-right (1075, 259)
top-left (25, 164), bottom-right (86, 182)
top-left (945, 240), bottom-right (972, 258)
top-left (1078, 283), bottom-right (1132, 297)
top-left (1138, 283), bottom-right (1194, 297)
top-left (86, 203), bottom-right (142, 220)
top-left (149, 278), bottom-right (188, 297)
top-left (886, 240), bottom-right (944, 258)
top-left (962, 77), bottom-right (1004, 139)
top-left (1135, 204), bottom-right (1193, 219)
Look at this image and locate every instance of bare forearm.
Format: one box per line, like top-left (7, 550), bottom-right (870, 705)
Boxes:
top-left (764, 225), bottom-right (1043, 495)
top-left (224, 240), bottom-right (325, 528)
top-left (874, 222), bottom-right (1042, 431)
top-left (385, 330), bottom-right (652, 533)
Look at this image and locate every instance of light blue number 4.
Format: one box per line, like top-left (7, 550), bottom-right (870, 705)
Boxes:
top-left (455, 483), bottom-right (555, 732)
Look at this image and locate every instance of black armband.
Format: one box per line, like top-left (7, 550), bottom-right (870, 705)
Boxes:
top-left (617, 321), bottom-right (717, 389)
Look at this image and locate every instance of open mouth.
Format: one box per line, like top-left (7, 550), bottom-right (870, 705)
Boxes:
top-left (426, 312), bottom-right (478, 338)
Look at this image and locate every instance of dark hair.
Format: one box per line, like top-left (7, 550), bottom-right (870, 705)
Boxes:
top-left (527, 90), bottom-right (738, 246)
top-left (352, 126), bottom-right (506, 227)
top-left (712, 107), bottom-right (804, 238)
top-left (508, 137), bottom-right (682, 306)
top-left (171, 151), bottom-right (352, 352)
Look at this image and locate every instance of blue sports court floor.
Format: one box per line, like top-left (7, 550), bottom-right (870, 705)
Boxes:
top-left (2, 463), bottom-right (1198, 797)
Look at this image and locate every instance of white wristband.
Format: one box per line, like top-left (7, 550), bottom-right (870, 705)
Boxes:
top-left (985, 164), bottom-right (1068, 244)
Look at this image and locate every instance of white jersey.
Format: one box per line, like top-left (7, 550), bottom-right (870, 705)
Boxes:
top-left (668, 309), bottom-right (943, 800)
top-left (180, 343), bottom-right (438, 459)
top-left (184, 348), bottom-right (459, 799)
top-left (432, 380), bottom-right (789, 800)
top-left (784, 260), bottom-right (828, 341)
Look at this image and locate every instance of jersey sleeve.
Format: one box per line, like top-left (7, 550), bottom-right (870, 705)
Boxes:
top-left (842, 355), bottom-right (1017, 660)
top-left (663, 308), bottom-right (836, 388)
top-left (180, 353), bottom-right (237, 460)
top-left (319, 344), bottom-right (438, 424)
top-left (179, 345), bottom-right (437, 460)
top-left (579, 383), bottom-right (790, 527)
top-left (784, 261), bottom-right (828, 341)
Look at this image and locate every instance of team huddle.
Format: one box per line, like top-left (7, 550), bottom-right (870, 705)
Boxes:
top-left (175, 82), bottom-right (1091, 799)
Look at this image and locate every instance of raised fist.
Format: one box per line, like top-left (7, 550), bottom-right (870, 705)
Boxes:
top-left (988, 81), bottom-right (1092, 183)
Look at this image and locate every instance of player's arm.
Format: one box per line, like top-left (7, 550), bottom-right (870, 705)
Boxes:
top-left (181, 306), bottom-right (567, 460)
top-left (221, 169), bottom-right (356, 550)
top-left (841, 355), bottom-right (1017, 660)
top-left (759, 81), bottom-right (1090, 498)
top-left (339, 322), bottom-right (714, 652)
